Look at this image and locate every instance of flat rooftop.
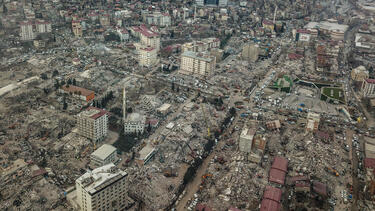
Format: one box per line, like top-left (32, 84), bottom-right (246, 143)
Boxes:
top-left (304, 21), bottom-right (349, 33)
top-left (76, 163), bottom-right (127, 195)
top-left (181, 51), bottom-right (214, 62)
top-left (91, 144), bottom-right (117, 160)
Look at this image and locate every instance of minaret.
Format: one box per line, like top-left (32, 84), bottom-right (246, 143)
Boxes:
top-left (122, 86), bottom-right (126, 122)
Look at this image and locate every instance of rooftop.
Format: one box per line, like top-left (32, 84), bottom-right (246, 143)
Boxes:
top-left (80, 107), bottom-right (108, 120)
top-left (263, 186), bottom-right (282, 203)
top-left (61, 85), bottom-right (94, 97)
top-left (181, 51), bottom-right (214, 62)
top-left (91, 144), bottom-right (117, 160)
top-left (304, 21), bottom-right (349, 33)
top-left (76, 163), bottom-right (127, 195)
top-left (125, 112), bottom-right (145, 123)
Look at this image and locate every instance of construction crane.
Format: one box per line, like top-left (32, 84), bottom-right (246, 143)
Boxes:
top-left (200, 103), bottom-right (211, 138)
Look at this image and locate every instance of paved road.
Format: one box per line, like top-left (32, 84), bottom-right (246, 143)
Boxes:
top-left (175, 116), bottom-right (239, 211)
top-left (347, 129), bottom-right (359, 211)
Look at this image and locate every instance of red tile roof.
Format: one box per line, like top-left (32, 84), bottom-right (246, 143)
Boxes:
top-left (260, 199), bottom-right (280, 211)
top-left (365, 79), bottom-right (375, 84)
top-left (364, 158), bottom-right (375, 169)
top-left (61, 85), bottom-right (94, 97)
top-left (262, 20), bottom-right (274, 25)
top-left (263, 186), bottom-right (282, 203)
top-left (87, 107), bottom-right (109, 120)
top-left (195, 204), bottom-right (212, 211)
top-left (269, 168), bottom-right (286, 185)
top-left (271, 157), bottom-right (288, 172)
top-left (290, 175), bottom-right (309, 183)
top-left (313, 181), bottom-right (327, 196)
top-left (228, 208), bottom-right (242, 211)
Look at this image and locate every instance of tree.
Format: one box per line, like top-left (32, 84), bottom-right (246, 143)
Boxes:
top-left (72, 78), bottom-right (76, 85)
top-left (63, 98), bottom-right (68, 110)
top-left (40, 73), bottom-right (48, 80)
top-left (54, 79), bottom-right (60, 90)
top-left (61, 80), bottom-right (66, 86)
top-left (147, 122), bottom-right (152, 133)
top-left (176, 86), bottom-right (180, 93)
top-left (52, 70), bottom-right (59, 77)
top-left (229, 107), bottom-right (236, 116)
top-left (67, 78), bottom-right (72, 85)
top-left (43, 88), bottom-right (49, 94)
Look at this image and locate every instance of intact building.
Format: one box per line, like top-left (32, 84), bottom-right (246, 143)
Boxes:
top-left (143, 12), bottom-right (171, 27)
top-left (72, 20), bottom-right (83, 37)
top-left (90, 144), bottom-right (118, 167)
top-left (181, 38), bottom-right (220, 53)
top-left (180, 51), bottom-right (216, 77)
top-left (362, 79), bottom-right (375, 98)
top-left (35, 20), bottom-right (51, 33)
top-left (124, 113), bottom-right (146, 134)
top-left (138, 46), bottom-right (158, 67)
top-left (20, 21), bottom-right (35, 40)
top-left (304, 21), bottom-right (348, 41)
top-left (77, 107), bottom-right (108, 143)
top-left (60, 85), bottom-right (95, 102)
top-left (306, 112), bottom-right (320, 132)
top-left (239, 128), bottom-right (256, 153)
top-left (75, 163), bottom-right (127, 211)
top-left (139, 26), bottom-right (160, 52)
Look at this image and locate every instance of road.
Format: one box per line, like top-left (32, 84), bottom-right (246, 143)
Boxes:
top-left (347, 129), bottom-right (359, 211)
top-left (175, 116), bottom-right (238, 211)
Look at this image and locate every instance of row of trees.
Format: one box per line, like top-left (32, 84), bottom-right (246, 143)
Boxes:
top-left (92, 91), bottom-right (114, 109)
top-left (54, 78), bottom-right (77, 90)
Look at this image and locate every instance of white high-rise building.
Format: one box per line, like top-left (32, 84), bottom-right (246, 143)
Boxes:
top-left (75, 163), bottom-right (127, 211)
top-left (139, 26), bottom-right (160, 52)
top-left (180, 51), bottom-right (216, 77)
top-left (77, 107), bottom-right (108, 143)
top-left (20, 21), bottom-right (35, 40)
top-left (138, 46), bottom-right (158, 67)
top-left (362, 79), bottom-right (375, 98)
top-left (35, 20), bottom-right (52, 33)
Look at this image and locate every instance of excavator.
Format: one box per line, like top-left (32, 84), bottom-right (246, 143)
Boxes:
top-left (325, 167), bottom-right (339, 177)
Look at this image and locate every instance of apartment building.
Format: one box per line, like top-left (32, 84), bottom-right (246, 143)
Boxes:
top-left (124, 113), bottom-right (145, 134)
top-left (180, 51), bottom-right (216, 77)
top-left (181, 38), bottom-right (220, 53)
top-left (72, 20), bottom-right (83, 37)
top-left (130, 26), bottom-right (161, 52)
top-left (77, 107), bottom-right (108, 143)
top-left (20, 21), bottom-right (35, 40)
top-left (304, 21), bottom-right (348, 41)
top-left (138, 46), bottom-right (158, 67)
top-left (140, 31), bottom-right (160, 52)
top-left (75, 163), bottom-right (127, 211)
top-left (143, 12), bottom-right (171, 27)
top-left (306, 112), bottom-right (320, 132)
top-left (91, 144), bottom-right (118, 167)
top-left (35, 20), bottom-right (51, 33)
top-left (239, 128), bottom-right (256, 153)
top-left (99, 14), bottom-right (110, 27)
top-left (362, 79), bottom-right (375, 98)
